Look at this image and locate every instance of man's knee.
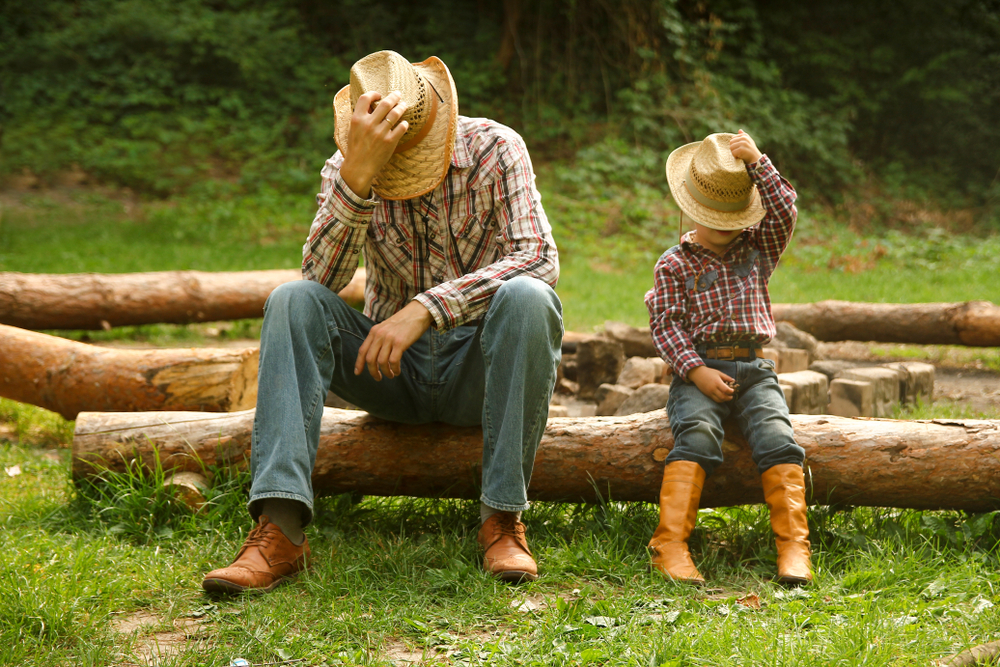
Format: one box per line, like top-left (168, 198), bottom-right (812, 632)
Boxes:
top-left (264, 280), bottom-right (347, 325)
top-left (490, 277), bottom-right (562, 337)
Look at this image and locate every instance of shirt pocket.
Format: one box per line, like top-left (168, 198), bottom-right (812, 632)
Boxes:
top-left (729, 249), bottom-right (761, 299)
top-left (365, 214), bottom-right (412, 269)
top-left (447, 188), bottom-right (497, 270)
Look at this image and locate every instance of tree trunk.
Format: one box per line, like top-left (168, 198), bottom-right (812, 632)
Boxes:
top-left (771, 300), bottom-right (1000, 347)
top-left (0, 325), bottom-right (258, 420)
top-left (0, 268), bottom-right (366, 330)
top-left (72, 409), bottom-right (1000, 512)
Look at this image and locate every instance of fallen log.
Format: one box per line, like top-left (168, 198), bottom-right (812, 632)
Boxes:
top-left (771, 300), bottom-right (1000, 347)
top-left (0, 267), bottom-right (366, 330)
top-left (72, 409), bottom-right (1000, 511)
top-left (0, 325), bottom-right (258, 420)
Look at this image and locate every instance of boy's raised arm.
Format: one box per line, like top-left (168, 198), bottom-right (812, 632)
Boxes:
top-left (748, 155), bottom-right (798, 274)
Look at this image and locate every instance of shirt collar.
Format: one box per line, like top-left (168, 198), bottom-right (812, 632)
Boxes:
top-left (449, 117), bottom-right (474, 169)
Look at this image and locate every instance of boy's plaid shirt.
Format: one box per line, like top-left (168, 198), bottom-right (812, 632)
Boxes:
top-left (645, 155), bottom-right (797, 380)
top-left (303, 117), bottom-right (559, 331)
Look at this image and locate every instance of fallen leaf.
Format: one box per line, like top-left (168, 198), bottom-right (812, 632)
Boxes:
top-left (736, 593), bottom-right (761, 610)
top-left (511, 598), bottom-right (541, 613)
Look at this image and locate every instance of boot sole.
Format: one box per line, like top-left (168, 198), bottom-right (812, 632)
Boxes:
top-left (495, 570), bottom-right (538, 584)
top-left (201, 575), bottom-right (293, 595)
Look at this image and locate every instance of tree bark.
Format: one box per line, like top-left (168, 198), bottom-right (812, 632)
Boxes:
top-left (0, 325), bottom-right (258, 420)
top-left (0, 268), bottom-right (366, 330)
top-left (72, 409), bottom-right (1000, 512)
top-left (771, 300), bottom-right (1000, 347)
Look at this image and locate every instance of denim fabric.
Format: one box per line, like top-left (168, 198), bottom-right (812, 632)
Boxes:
top-left (665, 357), bottom-right (804, 477)
top-left (248, 277), bottom-right (563, 525)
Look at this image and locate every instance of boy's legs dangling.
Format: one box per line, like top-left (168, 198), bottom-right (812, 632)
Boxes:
top-left (733, 358), bottom-right (812, 584)
top-left (656, 362), bottom-right (734, 583)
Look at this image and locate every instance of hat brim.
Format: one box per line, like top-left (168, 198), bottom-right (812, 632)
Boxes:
top-left (333, 56), bottom-right (457, 201)
top-left (665, 142), bottom-right (766, 231)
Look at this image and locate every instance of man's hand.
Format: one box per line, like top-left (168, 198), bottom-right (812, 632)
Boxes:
top-left (687, 365), bottom-right (736, 403)
top-left (730, 129), bottom-right (762, 165)
top-left (355, 300), bottom-right (433, 381)
top-left (340, 91), bottom-right (410, 199)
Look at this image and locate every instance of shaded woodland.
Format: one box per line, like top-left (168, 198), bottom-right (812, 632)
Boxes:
top-left (2, 0), bottom-right (998, 212)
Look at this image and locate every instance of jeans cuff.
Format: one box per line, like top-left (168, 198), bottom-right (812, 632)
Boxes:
top-left (480, 494), bottom-right (530, 513)
top-left (247, 492), bottom-right (315, 527)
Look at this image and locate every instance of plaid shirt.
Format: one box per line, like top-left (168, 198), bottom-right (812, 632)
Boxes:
top-left (302, 116), bottom-right (559, 330)
top-left (645, 155), bottom-right (797, 380)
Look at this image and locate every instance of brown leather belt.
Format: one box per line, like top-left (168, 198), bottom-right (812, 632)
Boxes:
top-left (699, 345), bottom-right (760, 360)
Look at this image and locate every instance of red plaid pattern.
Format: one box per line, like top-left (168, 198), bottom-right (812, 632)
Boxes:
top-left (302, 117), bottom-right (559, 330)
top-left (645, 155), bottom-right (798, 380)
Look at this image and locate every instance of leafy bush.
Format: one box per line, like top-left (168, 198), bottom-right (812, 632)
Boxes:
top-left (1, 0), bottom-right (996, 219)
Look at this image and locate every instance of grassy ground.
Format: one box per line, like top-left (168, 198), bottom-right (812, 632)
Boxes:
top-left (3, 174), bottom-right (1000, 665)
top-left (5, 440), bottom-right (1000, 667)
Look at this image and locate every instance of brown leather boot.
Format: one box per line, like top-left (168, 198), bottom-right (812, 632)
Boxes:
top-left (477, 512), bottom-right (538, 583)
top-left (761, 463), bottom-right (813, 585)
top-left (649, 460), bottom-right (705, 584)
top-left (202, 515), bottom-right (310, 594)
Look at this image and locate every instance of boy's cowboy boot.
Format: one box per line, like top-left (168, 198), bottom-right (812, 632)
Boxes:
top-left (649, 460), bottom-right (706, 584)
top-left (202, 515), bottom-right (310, 593)
top-left (761, 463), bottom-right (813, 585)
top-left (477, 512), bottom-right (538, 583)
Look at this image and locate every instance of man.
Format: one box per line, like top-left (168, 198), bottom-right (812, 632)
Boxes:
top-left (202, 51), bottom-right (562, 593)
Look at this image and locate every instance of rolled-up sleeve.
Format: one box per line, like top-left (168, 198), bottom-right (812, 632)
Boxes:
top-left (302, 154), bottom-right (378, 292)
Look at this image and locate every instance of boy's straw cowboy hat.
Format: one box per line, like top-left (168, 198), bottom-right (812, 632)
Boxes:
top-left (334, 50), bottom-right (458, 200)
top-left (666, 133), bottom-right (766, 231)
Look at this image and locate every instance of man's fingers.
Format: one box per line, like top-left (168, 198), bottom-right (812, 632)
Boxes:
top-left (376, 342), bottom-right (393, 379)
top-left (384, 100), bottom-right (408, 127)
top-left (355, 334), bottom-right (374, 375)
top-left (389, 120), bottom-right (409, 141)
top-left (388, 348), bottom-right (403, 379)
top-left (370, 91), bottom-right (402, 124)
top-left (354, 91), bottom-right (382, 117)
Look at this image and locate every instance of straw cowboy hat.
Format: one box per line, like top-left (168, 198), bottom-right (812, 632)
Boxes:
top-left (333, 51), bottom-right (458, 200)
top-left (665, 133), bottom-right (766, 231)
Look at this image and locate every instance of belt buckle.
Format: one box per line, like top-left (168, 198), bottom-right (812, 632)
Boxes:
top-left (715, 346), bottom-right (735, 360)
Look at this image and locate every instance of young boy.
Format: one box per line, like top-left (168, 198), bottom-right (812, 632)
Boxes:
top-left (644, 130), bottom-right (811, 585)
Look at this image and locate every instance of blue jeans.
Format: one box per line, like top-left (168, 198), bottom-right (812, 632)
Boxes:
top-left (666, 357), bottom-right (804, 477)
top-left (247, 277), bottom-right (564, 525)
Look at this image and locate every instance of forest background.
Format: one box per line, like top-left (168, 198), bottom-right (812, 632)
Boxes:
top-left (2, 0), bottom-right (999, 219)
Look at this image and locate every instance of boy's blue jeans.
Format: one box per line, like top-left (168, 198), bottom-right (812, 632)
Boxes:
top-left (665, 357), bottom-right (804, 476)
top-left (247, 277), bottom-right (564, 525)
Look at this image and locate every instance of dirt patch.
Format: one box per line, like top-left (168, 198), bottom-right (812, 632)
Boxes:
top-left (110, 610), bottom-right (211, 667)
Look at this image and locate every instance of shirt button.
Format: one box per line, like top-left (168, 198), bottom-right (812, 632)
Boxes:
top-left (429, 230), bottom-right (438, 239)
top-left (433, 274), bottom-right (444, 283)
top-left (422, 216), bottom-right (429, 223)
top-left (730, 314), bottom-right (737, 320)
top-left (352, 249), bottom-right (360, 255)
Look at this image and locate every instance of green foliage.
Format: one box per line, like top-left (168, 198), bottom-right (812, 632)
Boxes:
top-left (2, 0), bottom-right (996, 213)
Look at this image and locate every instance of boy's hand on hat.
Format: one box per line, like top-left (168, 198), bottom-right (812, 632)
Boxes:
top-left (729, 129), bottom-right (762, 165)
top-left (340, 91), bottom-right (410, 199)
top-left (687, 366), bottom-right (736, 403)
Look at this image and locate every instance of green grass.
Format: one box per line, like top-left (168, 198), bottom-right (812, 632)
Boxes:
top-left (3, 440), bottom-right (1000, 666)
